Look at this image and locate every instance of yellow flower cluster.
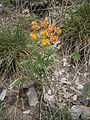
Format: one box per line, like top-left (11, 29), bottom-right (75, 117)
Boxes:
top-left (50, 35), bottom-right (58, 43)
top-left (41, 20), bottom-right (48, 28)
top-left (41, 39), bottom-right (50, 46)
top-left (40, 30), bottom-right (48, 39)
top-left (48, 25), bottom-right (54, 33)
top-left (30, 19), bottom-right (62, 47)
top-left (32, 21), bottom-right (40, 31)
top-left (56, 27), bottom-right (62, 35)
top-left (30, 32), bottom-right (37, 40)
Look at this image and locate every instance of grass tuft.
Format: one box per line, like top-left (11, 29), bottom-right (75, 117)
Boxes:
top-left (0, 24), bottom-right (28, 80)
top-left (84, 82), bottom-right (90, 98)
top-left (62, 1), bottom-right (90, 62)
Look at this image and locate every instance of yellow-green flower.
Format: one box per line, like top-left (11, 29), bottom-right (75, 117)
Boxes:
top-left (30, 32), bottom-right (37, 40)
top-left (32, 25), bottom-right (40, 31)
top-left (41, 19), bottom-right (48, 28)
top-left (40, 30), bottom-right (48, 39)
top-left (41, 39), bottom-right (50, 46)
top-left (56, 27), bottom-right (61, 35)
top-left (48, 24), bottom-right (54, 33)
top-left (32, 21), bottom-right (37, 26)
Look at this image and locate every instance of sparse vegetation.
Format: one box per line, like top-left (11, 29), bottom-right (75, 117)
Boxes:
top-left (0, 24), bottom-right (28, 79)
top-left (41, 103), bottom-right (72, 120)
top-left (0, 102), bottom-right (21, 120)
top-left (0, 0), bottom-right (10, 4)
top-left (84, 83), bottom-right (90, 98)
top-left (62, 0), bottom-right (90, 62)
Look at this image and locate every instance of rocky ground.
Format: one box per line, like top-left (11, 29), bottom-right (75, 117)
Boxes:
top-left (0, 1), bottom-right (90, 120)
top-left (0, 55), bottom-right (90, 120)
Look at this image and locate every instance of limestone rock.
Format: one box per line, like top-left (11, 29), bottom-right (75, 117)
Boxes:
top-left (23, 110), bottom-right (31, 115)
top-left (44, 93), bottom-right (55, 102)
top-left (70, 105), bottom-right (82, 120)
top-left (27, 87), bottom-right (38, 107)
top-left (81, 106), bottom-right (90, 120)
top-left (0, 89), bottom-right (7, 101)
top-left (72, 94), bottom-right (77, 101)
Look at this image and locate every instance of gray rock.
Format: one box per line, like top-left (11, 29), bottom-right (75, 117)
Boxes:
top-left (47, 89), bottom-right (52, 95)
top-left (23, 110), bottom-right (31, 115)
top-left (81, 106), bottom-right (90, 120)
top-left (44, 93), bottom-right (55, 102)
top-left (70, 105), bottom-right (82, 120)
top-left (54, 70), bottom-right (60, 77)
top-left (27, 87), bottom-right (38, 107)
top-left (0, 89), bottom-right (7, 101)
top-left (0, 4), bottom-right (2, 7)
top-left (72, 94), bottom-right (77, 101)
top-left (59, 69), bottom-right (65, 75)
top-left (0, 4), bottom-right (2, 14)
top-left (59, 77), bottom-right (71, 85)
top-left (75, 77), bottom-right (79, 86)
top-left (63, 57), bottom-right (68, 66)
top-left (23, 80), bottom-right (34, 88)
top-left (77, 84), bottom-right (84, 90)
top-left (63, 92), bottom-right (72, 99)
